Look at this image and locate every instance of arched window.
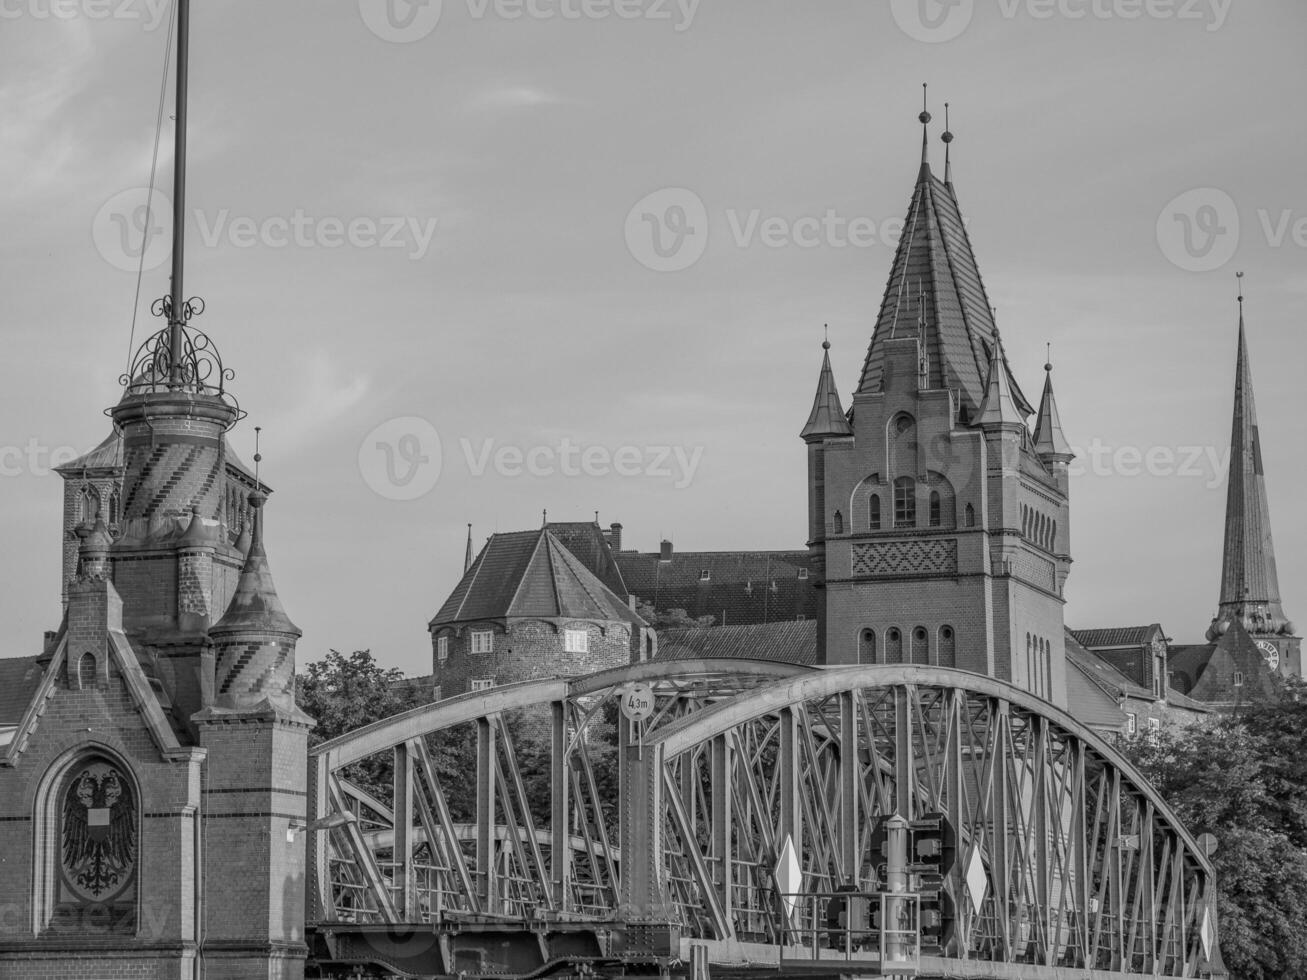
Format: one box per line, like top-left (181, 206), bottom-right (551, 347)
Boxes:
top-left (929, 491), bottom-right (942, 527)
top-left (78, 486), bottom-right (98, 524)
top-left (889, 413), bottom-right (918, 477)
top-left (78, 653), bottom-right (96, 690)
top-left (38, 754), bottom-right (139, 934)
top-left (939, 625), bottom-right (956, 667)
top-left (1051, 520), bottom-right (1058, 550)
top-left (886, 628), bottom-right (903, 664)
top-left (870, 495), bottom-right (882, 531)
top-left (911, 626), bottom-right (930, 664)
top-left (965, 503), bottom-right (976, 528)
top-left (107, 490), bottom-right (121, 528)
top-left (833, 510), bottom-right (843, 535)
top-left (1022, 506), bottom-right (1029, 537)
top-left (859, 629), bottom-right (877, 665)
top-left (894, 478), bottom-right (916, 528)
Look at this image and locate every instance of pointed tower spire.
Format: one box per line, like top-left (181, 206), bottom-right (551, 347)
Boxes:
top-left (975, 336), bottom-right (1024, 429)
top-left (1208, 274), bottom-right (1296, 644)
top-left (209, 490), bottom-right (302, 711)
top-left (465, 523), bottom-right (474, 573)
top-left (857, 96), bottom-right (1034, 419)
top-left (1033, 353), bottom-right (1074, 460)
top-left (801, 332), bottom-right (854, 442)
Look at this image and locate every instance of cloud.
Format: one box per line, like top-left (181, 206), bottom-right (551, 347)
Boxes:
top-left (467, 84), bottom-right (564, 112)
top-left (246, 350), bottom-right (371, 454)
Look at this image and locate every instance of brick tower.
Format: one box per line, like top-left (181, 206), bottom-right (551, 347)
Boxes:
top-left (1205, 282), bottom-right (1301, 677)
top-left (195, 490), bottom-right (313, 980)
top-left (804, 100), bottom-right (1074, 706)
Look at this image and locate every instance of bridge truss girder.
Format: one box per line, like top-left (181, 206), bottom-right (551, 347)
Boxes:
top-left (305, 661), bottom-right (1223, 979)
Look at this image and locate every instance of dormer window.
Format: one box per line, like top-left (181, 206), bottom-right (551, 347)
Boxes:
top-left (797, 568), bottom-right (809, 580)
top-left (699, 569), bottom-right (711, 582)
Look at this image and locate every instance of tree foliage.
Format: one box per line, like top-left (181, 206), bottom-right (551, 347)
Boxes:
top-left (296, 649), bottom-right (426, 800)
top-left (1121, 685), bottom-right (1307, 980)
top-left (635, 602), bottom-right (715, 630)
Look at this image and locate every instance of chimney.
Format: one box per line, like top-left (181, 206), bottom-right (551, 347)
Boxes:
top-left (659, 539), bottom-right (673, 562)
top-left (609, 522), bottom-right (624, 552)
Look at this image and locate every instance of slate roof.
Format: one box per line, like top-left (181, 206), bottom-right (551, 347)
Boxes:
top-left (54, 430), bottom-right (122, 474)
top-left (1033, 368), bottom-right (1073, 458)
top-left (0, 656), bottom-right (45, 727)
top-left (1071, 626), bottom-right (1160, 650)
top-left (545, 522), bottom-right (629, 600)
top-left (430, 529), bottom-right (644, 628)
top-left (800, 344), bottom-right (853, 441)
top-left (614, 550), bottom-right (818, 626)
top-left (656, 621), bottom-right (817, 666)
top-left (856, 153), bottom-right (1033, 420)
top-left (1065, 631), bottom-right (1212, 719)
top-left (1170, 622), bottom-right (1280, 706)
top-left (1213, 314), bottom-right (1293, 635)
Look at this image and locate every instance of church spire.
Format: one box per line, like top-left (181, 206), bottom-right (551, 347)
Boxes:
top-left (801, 332), bottom-right (853, 443)
top-left (1033, 354), bottom-right (1073, 460)
top-left (1208, 275), bottom-right (1296, 642)
top-left (857, 96), bottom-right (1033, 420)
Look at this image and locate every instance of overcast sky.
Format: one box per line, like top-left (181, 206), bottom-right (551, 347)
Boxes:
top-left (1, 0), bottom-right (1303, 676)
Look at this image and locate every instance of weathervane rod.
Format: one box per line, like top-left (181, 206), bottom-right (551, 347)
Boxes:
top-left (169, 0), bottom-right (190, 386)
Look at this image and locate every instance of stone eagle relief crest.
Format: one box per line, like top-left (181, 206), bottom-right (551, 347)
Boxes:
top-left (61, 761), bottom-right (136, 902)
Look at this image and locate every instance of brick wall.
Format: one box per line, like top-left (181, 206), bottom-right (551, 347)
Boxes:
top-left (431, 618), bottom-right (638, 697)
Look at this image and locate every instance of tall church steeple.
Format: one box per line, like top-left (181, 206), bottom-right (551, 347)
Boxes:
top-left (1207, 279), bottom-right (1299, 673)
top-left (810, 96), bottom-right (1071, 705)
top-left (857, 91), bottom-right (1033, 422)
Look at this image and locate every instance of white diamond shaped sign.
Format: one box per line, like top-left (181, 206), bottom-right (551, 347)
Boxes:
top-left (965, 846), bottom-right (987, 915)
top-left (1200, 903), bottom-right (1214, 960)
top-left (775, 834), bottom-right (802, 923)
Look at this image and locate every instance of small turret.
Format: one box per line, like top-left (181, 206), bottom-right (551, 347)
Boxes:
top-left (207, 491), bottom-right (302, 714)
top-left (975, 337), bottom-right (1025, 431)
top-left (1033, 361), bottom-right (1074, 462)
top-left (801, 337), bottom-right (853, 443)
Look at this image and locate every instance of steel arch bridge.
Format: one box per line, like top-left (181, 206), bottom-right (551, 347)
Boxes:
top-left (304, 661), bottom-right (1224, 980)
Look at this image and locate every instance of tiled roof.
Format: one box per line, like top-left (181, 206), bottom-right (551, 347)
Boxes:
top-left (1063, 656), bottom-right (1129, 734)
top-left (856, 155), bottom-right (1033, 419)
top-left (1179, 621), bottom-right (1279, 705)
top-left (54, 430), bottom-right (122, 474)
top-left (1071, 626), bottom-right (1160, 650)
top-left (430, 530), bottom-right (644, 628)
top-left (614, 550), bottom-right (818, 626)
top-left (0, 656), bottom-right (44, 726)
top-left (1064, 632), bottom-right (1152, 702)
top-left (656, 621), bottom-right (816, 666)
top-left (545, 522), bottom-right (629, 600)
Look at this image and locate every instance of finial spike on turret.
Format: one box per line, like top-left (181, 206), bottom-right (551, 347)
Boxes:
top-left (823, 323), bottom-right (830, 351)
top-left (253, 426), bottom-right (263, 490)
top-left (919, 83), bottom-right (932, 168)
top-left (941, 102), bottom-right (954, 183)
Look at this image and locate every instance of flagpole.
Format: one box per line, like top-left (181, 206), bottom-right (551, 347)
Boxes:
top-left (169, 0), bottom-right (189, 387)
